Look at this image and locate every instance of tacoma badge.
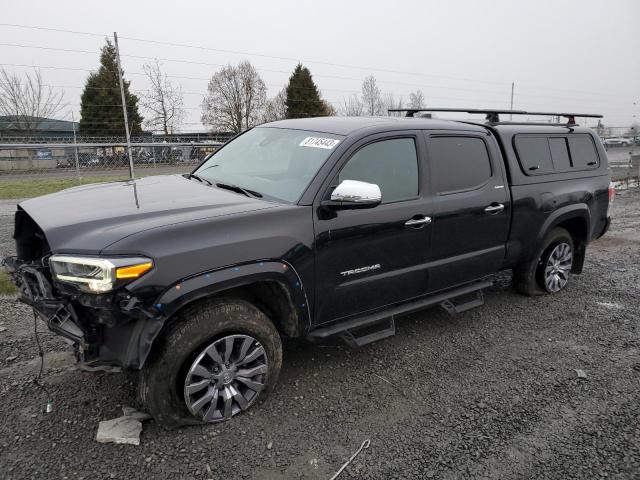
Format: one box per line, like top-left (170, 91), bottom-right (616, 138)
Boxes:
top-left (340, 264), bottom-right (381, 277)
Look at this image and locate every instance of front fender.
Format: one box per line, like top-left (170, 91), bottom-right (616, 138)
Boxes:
top-left (132, 260), bottom-right (310, 369)
top-left (156, 260), bottom-right (309, 321)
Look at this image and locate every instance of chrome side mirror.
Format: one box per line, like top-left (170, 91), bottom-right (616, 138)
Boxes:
top-left (325, 179), bottom-right (382, 209)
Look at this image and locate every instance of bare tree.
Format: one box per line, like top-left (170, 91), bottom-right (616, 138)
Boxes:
top-left (0, 68), bottom-right (65, 133)
top-left (339, 94), bottom-right (364, 116)
top-left (202, 60), bottom-right (267, 133)
top-left (383, 92), bottom-right (404, 116)
top-left (141, 59), bottom-right (185, 134)
top-left (323, 100), bottom-right (337, 116)
top-left (408, 90), bottom-right (425, 109)
top-left (261, 88), bottom-right (287, 123)
top-left (362, 75), bottom-right (383, 116)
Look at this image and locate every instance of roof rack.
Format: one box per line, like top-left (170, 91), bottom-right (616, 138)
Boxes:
top-left (387, 108), bottom-right (603, 125)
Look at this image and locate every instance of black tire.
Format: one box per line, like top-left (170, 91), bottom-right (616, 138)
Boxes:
top-left (513, 227), bottom-right (574, 296)
top-left (138, 297), bottom-right (282, 428)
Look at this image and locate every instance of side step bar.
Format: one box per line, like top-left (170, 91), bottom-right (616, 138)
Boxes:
top-left (440, 289), bottom-right (485, 315)
top-left (308, 280), bottom-right (492, 346)
top-left (339, 317), bottom-right (396, 348)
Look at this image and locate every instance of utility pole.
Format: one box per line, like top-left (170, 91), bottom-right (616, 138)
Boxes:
top-left (510, 82), bottom-right (514, 121)
top-left (113, 32), bottom-right (135, 180)
top-left (71, 111), bottom-right (80, 183)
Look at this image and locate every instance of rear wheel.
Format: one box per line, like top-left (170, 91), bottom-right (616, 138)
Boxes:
top-left (537, 241), bottom-right (573, 293)
top-left (513, 227), bottom-right (574, 296)
top-left (139, 298), bottom-right (282, 427)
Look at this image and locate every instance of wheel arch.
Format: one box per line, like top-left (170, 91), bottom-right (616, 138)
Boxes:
top-left (537, 205), bottom-right (590, 274)
top-left (136, 261), bottom-right (309, 369)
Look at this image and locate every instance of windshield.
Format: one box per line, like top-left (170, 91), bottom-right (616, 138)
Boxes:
top-left (194, 127), bottom-right (344, 202)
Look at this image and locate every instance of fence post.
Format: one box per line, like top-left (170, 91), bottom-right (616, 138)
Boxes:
top-left (113, 32), bottom-right (135, 180)
top-left (71, 111), bottom-right (81, 183)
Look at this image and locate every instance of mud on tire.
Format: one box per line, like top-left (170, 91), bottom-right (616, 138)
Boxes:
top-left (138, 297), bottom-right (282, 428)
top-left (513, 227), bottom-right (574, 296)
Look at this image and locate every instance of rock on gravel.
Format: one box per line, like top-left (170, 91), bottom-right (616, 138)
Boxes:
top-left (96, 416), bottom-right (144, 445)
top-left (574, 368), bottom-right (588, 379)
top-left (95, 407), bottom-right (152, 445)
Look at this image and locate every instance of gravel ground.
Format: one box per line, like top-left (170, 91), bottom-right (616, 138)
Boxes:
top-left (0, 188), bottom-right (639, 479)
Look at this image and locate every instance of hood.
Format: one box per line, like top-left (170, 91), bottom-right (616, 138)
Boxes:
top-left (19, 175), bottom-right (279, 253)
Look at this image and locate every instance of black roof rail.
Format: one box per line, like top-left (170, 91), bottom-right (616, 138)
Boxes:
top-left (387, 108), bottom-right (603, 125)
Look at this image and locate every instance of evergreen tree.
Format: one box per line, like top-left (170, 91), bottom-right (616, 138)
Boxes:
top-left (285, 64), bottom-right (330, 119)
top-left (79, 39), bottom-right (143, 136)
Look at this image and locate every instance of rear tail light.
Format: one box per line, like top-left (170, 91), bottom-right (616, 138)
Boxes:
top-left (607, 182), bottom-right (615, 215)
top-left (608, 182), bottom-right (616, 203)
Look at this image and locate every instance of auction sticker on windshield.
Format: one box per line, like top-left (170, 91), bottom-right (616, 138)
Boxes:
top-left (299, 137), bottom-right (340, 149)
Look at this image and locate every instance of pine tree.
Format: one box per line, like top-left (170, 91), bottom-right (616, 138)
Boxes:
top-left (285, 64), bottom-right (330, 119)
top-left (79, 39), bottom-right (143, 136)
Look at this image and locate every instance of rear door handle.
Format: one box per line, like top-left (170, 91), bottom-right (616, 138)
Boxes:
top-left (405, 216), bottom-right (432, 227)
top-left (484, 203), bottom-right (505, 214)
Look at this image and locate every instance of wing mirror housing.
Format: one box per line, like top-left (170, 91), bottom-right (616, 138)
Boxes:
top-left (321, 179), bottom-right (382, 209)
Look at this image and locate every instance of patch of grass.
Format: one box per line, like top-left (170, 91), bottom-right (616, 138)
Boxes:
top-left (0, 268), bottom-right (17, 296)
top-left (0, 176), bottom-right (134, 199)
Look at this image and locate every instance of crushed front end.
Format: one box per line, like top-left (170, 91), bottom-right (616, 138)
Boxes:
top-left (4, 207), bottom-right (161, 369)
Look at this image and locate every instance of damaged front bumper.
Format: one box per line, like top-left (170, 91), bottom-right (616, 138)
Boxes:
top-left (4, 257), bottom-right (163, 370)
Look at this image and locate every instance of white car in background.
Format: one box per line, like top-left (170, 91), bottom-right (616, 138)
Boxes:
top-left (603, 137), bottom-right (633, 147)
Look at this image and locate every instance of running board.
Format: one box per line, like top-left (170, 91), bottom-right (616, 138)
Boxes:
top-left (339, 317), bottom-right (396, 347)
top-left (308, 280), bottom-right (492, 343)
top-left (439, 289), bottom-right (485, 315)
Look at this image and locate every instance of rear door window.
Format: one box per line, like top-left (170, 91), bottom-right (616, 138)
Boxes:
top-left (429, 136), bottom-right (492, 194)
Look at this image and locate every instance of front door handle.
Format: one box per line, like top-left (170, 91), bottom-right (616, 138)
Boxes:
top-left (405, 216), bottom-right (432, 228)
top-left (484, 203), bottom-right (505, 214)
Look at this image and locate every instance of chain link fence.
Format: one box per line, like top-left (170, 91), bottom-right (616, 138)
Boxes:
top-left (596, 127), bottom-right (639, 183)
top-left (0, 129), bottom-right (638, 186)
top-left (0, 139), bottom-right (227, 183)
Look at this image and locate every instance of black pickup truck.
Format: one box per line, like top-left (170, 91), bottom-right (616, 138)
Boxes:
top-left (5, 110), bottom-right (613, 426)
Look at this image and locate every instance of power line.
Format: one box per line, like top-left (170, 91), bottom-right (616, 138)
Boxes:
top-left (0, 65), bottom-right (515, 105)
top-left (1, 79), bottom-right (366, 96)
top-left (0, 51), bottom-right (632, 106)
top-left (0, 24), bottom-right (633, 127)
top-left (0, 22), bottom-right (630, 99)
top-left (0, 23), bottom-right (513, 86)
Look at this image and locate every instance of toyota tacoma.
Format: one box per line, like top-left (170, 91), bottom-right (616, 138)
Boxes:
top-left (4, 109), bottom-right (613, 426)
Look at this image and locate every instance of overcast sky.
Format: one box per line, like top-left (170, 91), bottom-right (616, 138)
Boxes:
top-left (2, 0), bottom-right (638, 131)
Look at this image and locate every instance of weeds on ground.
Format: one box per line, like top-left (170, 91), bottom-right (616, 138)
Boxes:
top-left (0, 176), bottom-right (137, 199)
top-left (0, 268), bottom-right (17, 296)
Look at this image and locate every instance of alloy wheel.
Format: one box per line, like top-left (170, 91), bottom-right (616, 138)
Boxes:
top-left (184, 334), bottom-right (268, 422)
top-left (543, 242), bottom-right (573, 293)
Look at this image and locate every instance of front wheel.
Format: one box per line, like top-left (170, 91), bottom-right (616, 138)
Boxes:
top-left (138, 298), bottom-right (282, 427)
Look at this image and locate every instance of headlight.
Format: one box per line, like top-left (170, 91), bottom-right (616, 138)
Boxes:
top-left (49, 255), bottom-right (153, 293)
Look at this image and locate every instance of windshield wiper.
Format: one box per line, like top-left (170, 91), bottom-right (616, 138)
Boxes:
top-left (215, 182), bottom-right (263, 198)
top-left (196, 164), bottom-right (219, 175)
top-left (184, 173), bottom-right (212, 186)
top-left (186, 174), bottom-right (263, 198)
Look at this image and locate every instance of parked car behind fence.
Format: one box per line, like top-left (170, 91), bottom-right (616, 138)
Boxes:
top-left (0, 142), bottom-right (222, 173)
